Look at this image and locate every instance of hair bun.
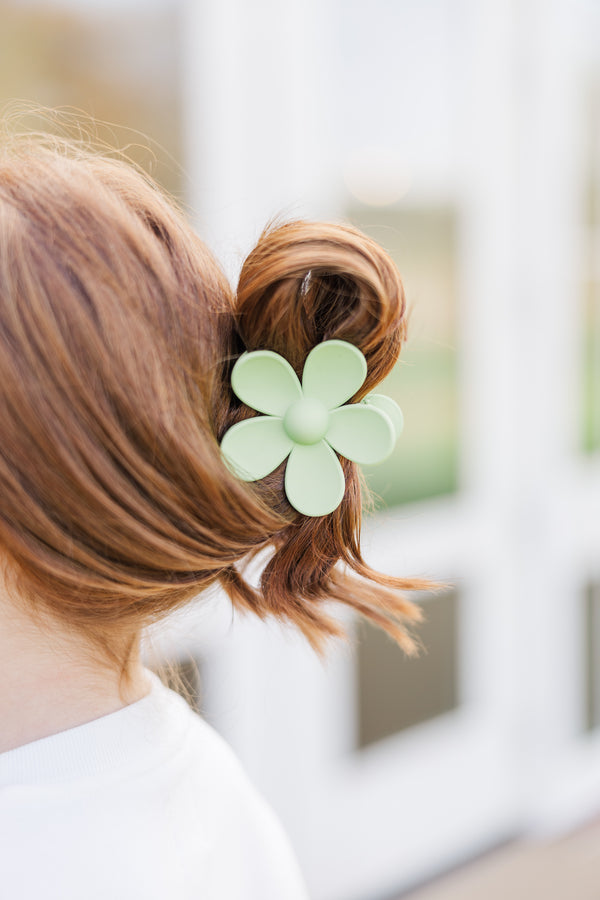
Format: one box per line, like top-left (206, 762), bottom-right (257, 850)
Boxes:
top-left (221, 219), bottom-right (431, 660)
top-left (234, 220), bottom-right (407, 396)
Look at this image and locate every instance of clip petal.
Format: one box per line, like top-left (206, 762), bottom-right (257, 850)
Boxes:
top-left (285, 442), bottom-right (345, 517)
top-left (231, 350), bottom-right (302, 416)
top-left (302, 339), bottom-right (367, 409)
top-left (221, 416), bottom-right (293, 481)
top-left (362, 393), bottom-right (404, 438)
top-left (327, 404), bottom-right (395, 465)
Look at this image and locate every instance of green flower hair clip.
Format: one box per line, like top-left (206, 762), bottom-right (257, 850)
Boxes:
top-left (220, 339), bottom-right (403, 517)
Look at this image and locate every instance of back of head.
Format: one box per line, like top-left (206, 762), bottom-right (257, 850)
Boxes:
top-left (0, 123), bottom-right (430, 686)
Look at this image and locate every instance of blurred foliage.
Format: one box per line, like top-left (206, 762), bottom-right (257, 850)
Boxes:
top-left (583, 78), bottom-right (600, 456)
top-left (363, 344), bottom-right (458, 507)
top-left (0, 1), bottom-right (183, 196)
top-left (347, 205), bottom-right (459, 507)
top-left (583, 282), bottom-right (600, 454)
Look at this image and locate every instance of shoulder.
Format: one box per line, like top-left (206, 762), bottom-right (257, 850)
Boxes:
top-left (157, 692), bottom-right (311, 898)
top-left (180, 706), bottom-right (286, 838)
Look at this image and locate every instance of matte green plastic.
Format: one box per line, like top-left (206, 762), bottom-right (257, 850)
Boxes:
top-left (231, 350), bottom-right (301, 416)
top-left (327, 404), bottom-right (395, 464)
top-left (284, 441), bottom-right (345, 516)
top-left (302, 339), bottom-right (367, 409)
top-left (220, 339), bottom-right (404, 516)
top-left (221, 416), bottom-right (292, 481)
top-left (362, 393), bottom-right (404, 437)
top-left (283, 398), bottom-right (329, 445)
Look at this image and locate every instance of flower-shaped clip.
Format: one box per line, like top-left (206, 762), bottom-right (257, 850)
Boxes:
top-left (220, 339), bottom-right (403, 517)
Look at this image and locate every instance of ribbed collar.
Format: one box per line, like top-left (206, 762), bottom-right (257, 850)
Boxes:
top-left (0, 667), bottom-right (191, 787)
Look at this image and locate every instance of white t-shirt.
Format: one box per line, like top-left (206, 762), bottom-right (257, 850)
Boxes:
top-left (0, 667), bottom-right (310, 899)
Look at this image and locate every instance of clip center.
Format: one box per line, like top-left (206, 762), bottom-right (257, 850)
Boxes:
top-left (283, 397), bottom-right (330, 445)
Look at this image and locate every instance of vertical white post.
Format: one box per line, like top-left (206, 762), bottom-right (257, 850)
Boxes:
top-left (456, 0), bottom-right (524, 777)
top-left (512, 0), bottom-right (588, 832)
top-left (180, 0), bottom-right (335, 282)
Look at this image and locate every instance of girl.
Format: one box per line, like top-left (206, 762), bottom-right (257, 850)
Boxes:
top-left (0, 125), bottom-right (428, 898)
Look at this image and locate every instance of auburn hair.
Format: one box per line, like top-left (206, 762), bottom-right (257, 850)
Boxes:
top-left (0, 128), bottom-right (432, 692)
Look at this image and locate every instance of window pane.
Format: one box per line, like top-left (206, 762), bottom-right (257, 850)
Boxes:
top-left (582, 78), bottom-right (600, 454)
top-left (346, 205), bottom-right (459, 507)
top-left (585, 583), bottom-right (600, 732)
top-left (356, 590), bottom-right (459, 749)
